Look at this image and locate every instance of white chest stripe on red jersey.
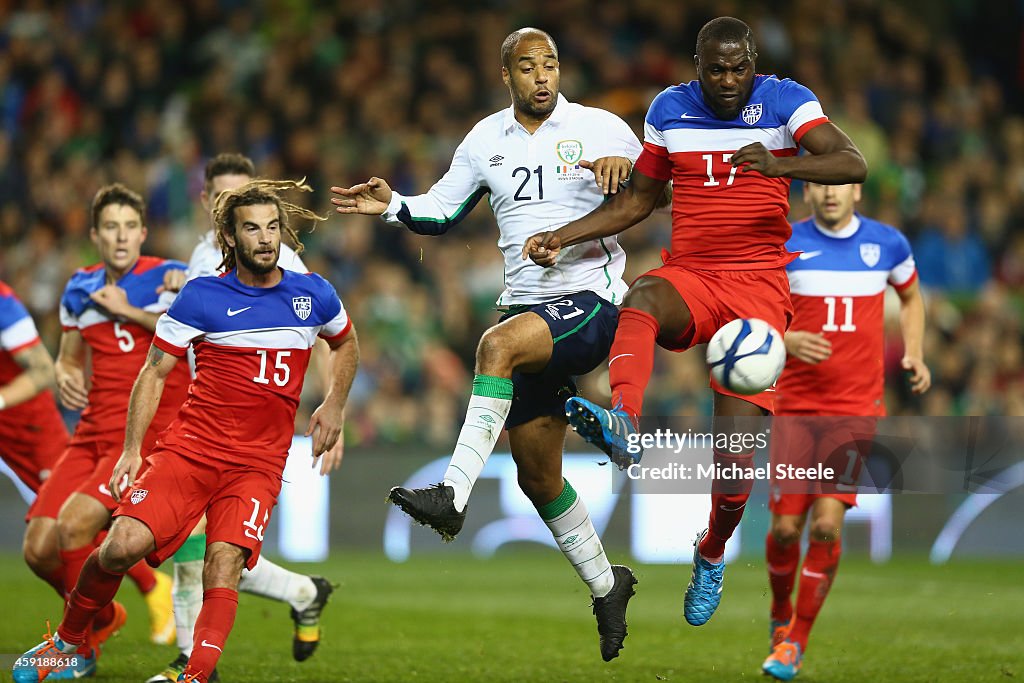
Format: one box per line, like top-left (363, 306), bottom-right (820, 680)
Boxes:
top-left (202, 326), bottom-right (322, 350)
top-left (788, 269), bottom-right (890, 297)
top-left (660, 124), bottom-right (796, 153)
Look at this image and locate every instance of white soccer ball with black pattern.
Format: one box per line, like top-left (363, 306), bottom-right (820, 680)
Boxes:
top-left (706, 318), bottom-right (786, 395)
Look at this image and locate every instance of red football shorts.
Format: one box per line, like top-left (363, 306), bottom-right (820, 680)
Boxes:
top-left (0, 408), bottom-right (68, 495)
top-left (114, 447), bottom-right (282, 570)
top-left (643, 254), bottom-right (793, 413)
top-left (768, 414), bottom-right (878, 515)
top-left (28, 437), bottom-right (123, 521)
top-left (26, 421), bottom-right (179, 522)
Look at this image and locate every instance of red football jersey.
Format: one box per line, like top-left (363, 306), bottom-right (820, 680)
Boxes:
top-left (153, 270), bottom-right (351, 473)
top-left (0, 280), bottom-right (65, 440)
top-left (776, 216), bottom-right (917, 415)
top-left (59, 257), bottom-right (190, 443)
top-left (633, 75), bottom-right (828, 269)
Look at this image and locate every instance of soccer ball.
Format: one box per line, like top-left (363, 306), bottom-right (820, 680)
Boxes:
top-left (706, 318), bottom-right (786, 395)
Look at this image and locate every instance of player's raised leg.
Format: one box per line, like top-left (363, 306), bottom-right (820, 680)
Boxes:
top-left (566, 276), bottom-right (691, 468)
top-left (509, 416), bottom-right (636, 661)
top-left (387, 311), bottom-right (551, 540)
top-left (12, 516), bottom-right (155, 683)
top-left (764, 497), bottom-right (845, 681)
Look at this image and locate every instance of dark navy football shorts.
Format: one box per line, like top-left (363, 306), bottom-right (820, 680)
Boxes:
top-left (499, 291), bottom-right (618, 429)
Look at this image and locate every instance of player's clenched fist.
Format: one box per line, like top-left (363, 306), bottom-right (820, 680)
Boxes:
top-left (521, 231), bottom-right (562, 267)
top-left (731, 142), bottom-right (784, 177)
top-left (330, 178), bottom-right (394, 216)
top-left (109, 450), bottom-right (143, 502)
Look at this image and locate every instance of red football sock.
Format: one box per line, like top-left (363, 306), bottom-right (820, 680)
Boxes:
top-left (789, 539), bottom-right (841, 650)
top-left (59, 544), bottom-right (97, 599)
top-left (608, 308), bottom-right (659, 423)
top-left (37, 566), bottom-right (66, 599)
top-left (765, 532), bottom-right (800, 622)
top-left (186, 588), bottom-right (239, 682)
top-left (699, 451), bottom-right (755, 561)
top-left (57, 550), bottom-right (125, 648)
top-left (125, 559), bottom-right (157, 594)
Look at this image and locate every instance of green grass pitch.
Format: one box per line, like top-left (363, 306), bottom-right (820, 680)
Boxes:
top-left (0, 551), bottom-right (1021, 682)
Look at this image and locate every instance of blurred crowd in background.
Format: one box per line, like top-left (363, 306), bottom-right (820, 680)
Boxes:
top-left (1, 0), bottom-right (1022, 447)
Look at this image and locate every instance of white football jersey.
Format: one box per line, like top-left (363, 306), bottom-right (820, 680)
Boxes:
top-left (381, 94), bottom-right (641, 305)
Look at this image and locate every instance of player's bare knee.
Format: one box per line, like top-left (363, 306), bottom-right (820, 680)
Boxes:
top-left (622, 277), bottom-right (664, 315)
top-left (475, 327), bottom-right (516, 375)
top-left (771, 521), bottom-right (802, 546)
top-left (203, 543), bottom-right (246, 589)
top-left (22, 525), bottom-right (59, 573)
top-left (56, 513), bottom-right (97, 551)
top-left (809, 519), bottom-right (842, 543)
top-left (97, 532), bottom-right (144, 573)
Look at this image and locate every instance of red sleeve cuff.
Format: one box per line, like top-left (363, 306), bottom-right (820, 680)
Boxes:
top-left (794, 117), bottom-right (828, 145)
top-left (320, 318), bottom-right (353, 343)
top-left (6, 336), bottom-right (41, 355)
top-left (153, 335), bottom-right (188, 357)
top-left (891, 269), bottom-right (918, 292)
top-left (633, 143), bottom-right (673, 182)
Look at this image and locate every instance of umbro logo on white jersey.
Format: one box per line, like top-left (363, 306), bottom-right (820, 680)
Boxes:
top-left (679, 113), bottom-right (703, 119)
top-left (798, 250), bottom-right (823, 260)
top-left (489, 155), bottom-right (504, 166)
top-left (226, 306), bottom-right (252, 316)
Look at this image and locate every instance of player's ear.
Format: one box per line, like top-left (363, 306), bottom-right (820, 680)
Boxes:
top-left (200, 190), bottom-right (210, 212)
top-left (501, 66), bottom-right (510, 88)
top-left (140, 225), bottom-right (148, 243)
top-left (852, 184), bottom-right (862, 202)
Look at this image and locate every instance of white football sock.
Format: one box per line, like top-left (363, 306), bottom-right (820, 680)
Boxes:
top-left (238, 555), bottom-right (318, 612)
top-left (538, 479), bottom-right (615, 598)
top-left (443, 374), bottom-right (514, 512)
top-left (171, 534), bottom-right (206, 656)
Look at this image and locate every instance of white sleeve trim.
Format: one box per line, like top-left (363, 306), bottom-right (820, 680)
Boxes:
top-left (0, 316), bottom-right (39, 351)
top-left (382, 191), bottom-right (406, 224)
top-left (643, 120), bottom-right (666, 148)
top-left (889, 254), bottom-right (917, 286)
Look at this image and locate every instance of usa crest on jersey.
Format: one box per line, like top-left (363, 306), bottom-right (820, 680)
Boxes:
top-left (742, 103), bottom-right (763, 125)
top-left (860, 243), bottom-right (881, 267)
top-left (131, 489), bottom-right (148, 504)
top-left (292, 296), bottom-right (312, 320)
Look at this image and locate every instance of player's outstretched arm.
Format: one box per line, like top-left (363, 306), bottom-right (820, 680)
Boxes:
top-left (896, 278), bottom-right (931, 394)
top-left (0, 342), bottom-right (57, 410)
top-left (55, 328), bottom-right (89, 410)
top-left (522, 170), bottom-right (667, 267)
top-left (330, 178), bottom-right (393, 216)
top-left (112, 344), bottom-right (179, 501)
top-left (307, 327), bottom-right (360, 465)
top-left (731, 122), bottom-right (867, 184)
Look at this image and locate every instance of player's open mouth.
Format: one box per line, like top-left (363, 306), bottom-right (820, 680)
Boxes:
top-left (534, 91), bottom-right (551, 102)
